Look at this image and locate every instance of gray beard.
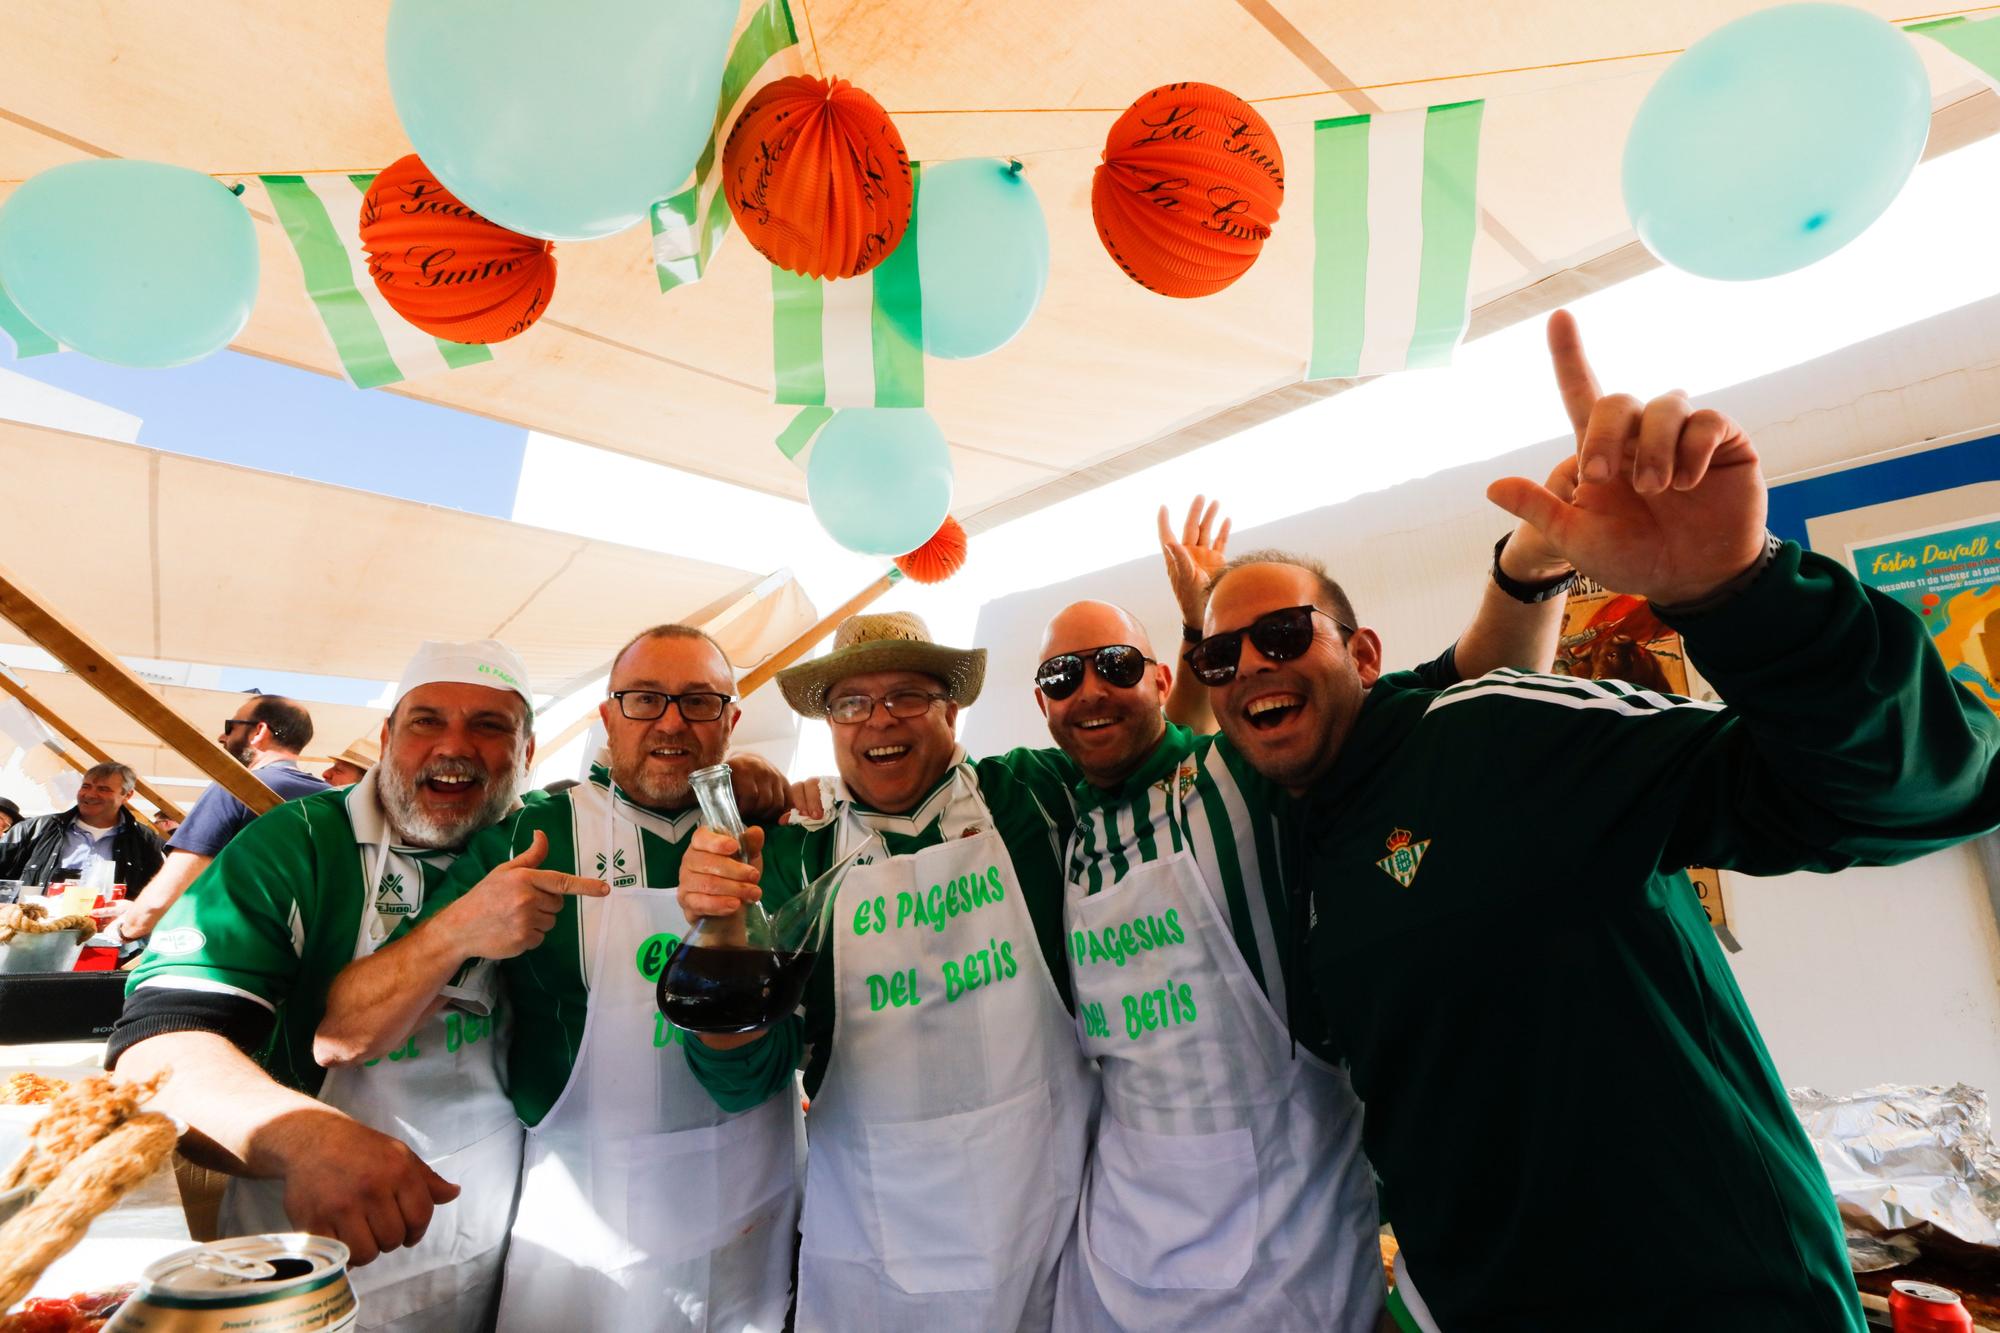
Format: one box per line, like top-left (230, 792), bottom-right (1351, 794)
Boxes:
top-left (378, 755), bottom-right (522, 850)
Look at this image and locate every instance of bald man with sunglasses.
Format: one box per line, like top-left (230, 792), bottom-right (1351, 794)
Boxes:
top-left (1032, 497), bottom-right (1576, 1331)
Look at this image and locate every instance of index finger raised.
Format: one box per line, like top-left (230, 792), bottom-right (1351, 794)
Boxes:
top-left (1547, 309), bottom-right (1603, 443)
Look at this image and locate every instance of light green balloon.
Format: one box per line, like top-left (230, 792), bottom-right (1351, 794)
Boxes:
top-left (807, 409), bottom-right (954, 555)
top-left (0, 160), bottom-right (258, 368)
top-left (387, 0), bottom-right (735, 241)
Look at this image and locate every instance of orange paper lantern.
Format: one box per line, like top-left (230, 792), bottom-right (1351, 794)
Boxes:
top-left (894, 516), bottom-right (968, 584)
top-left (360, 155), bottom-right (556, 344)
top-left (1093, 83), bottom-right (1284, 298)
top-left (722, 75), bottom-right (913, 279)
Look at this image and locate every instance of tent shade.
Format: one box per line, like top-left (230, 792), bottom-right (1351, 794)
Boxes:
top-left (4, 3), bottom-right (1994, 529)
top-left (0, 418), bottom-right (764, 687)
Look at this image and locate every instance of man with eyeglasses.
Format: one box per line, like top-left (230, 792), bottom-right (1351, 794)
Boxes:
top-left (316, 622), bottom-right (799, 1331)
top-left (1202, 312), bottom-right (2000, 1331)
top-left (676, 609), bottom-right (1099, 1331)
top-left (117, 693), bottom-right (328, 940)
top-left (1034, 495), bottom-right (1572, 1331)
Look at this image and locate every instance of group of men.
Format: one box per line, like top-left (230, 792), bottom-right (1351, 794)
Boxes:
top-left (102, 315), bottom-right (2000, 1333)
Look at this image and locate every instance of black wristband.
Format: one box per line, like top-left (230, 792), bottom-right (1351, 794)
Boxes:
top-left (1491, 533), bottom-right (1577, 604)
top-left (1182, 623), bottom-right (1204, 645)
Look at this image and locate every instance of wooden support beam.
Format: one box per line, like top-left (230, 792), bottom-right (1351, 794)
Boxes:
top-left (0, 670), bottom-right (188, 820)
top-left (0, 563), bottom-right (277, 815)
top-left (737, 571), bottom-right (897, 699)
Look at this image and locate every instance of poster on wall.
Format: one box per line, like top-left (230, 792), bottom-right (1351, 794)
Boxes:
top-left (1554, 577), bottom-right (1736, 945)
top-left (1848, 515), bottom-right (2000, 716)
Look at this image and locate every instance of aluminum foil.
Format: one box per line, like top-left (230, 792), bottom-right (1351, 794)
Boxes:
top-left (1791, 1083), bottom-right (2000, 1270)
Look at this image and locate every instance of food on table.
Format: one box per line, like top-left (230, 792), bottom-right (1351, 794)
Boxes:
top-left (0, 1074), bottom-right (68, 1107)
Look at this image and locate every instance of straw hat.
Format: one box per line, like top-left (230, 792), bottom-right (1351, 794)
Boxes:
top-left (332, 736), bottom-right (381, 770)
top-left (777, 612), bottom-right (985, 719)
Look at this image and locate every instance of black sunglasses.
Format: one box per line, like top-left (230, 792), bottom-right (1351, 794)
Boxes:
top-left (1185, 606), bottom-right (1353, 686)
top-left (220, 718), bottom-right (257, 734)
top-left (1035, 644), bottom-right (1154, 701)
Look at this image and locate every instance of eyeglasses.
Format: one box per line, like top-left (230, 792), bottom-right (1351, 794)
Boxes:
top-left (826, 689), bottom-right (948, 726)
top-left (1185, 605), bottom-right (1353, 686)
top-left (608, 690), bottom-right (733, 723)
top-left (1034, 644), bottom-right (1154, 701)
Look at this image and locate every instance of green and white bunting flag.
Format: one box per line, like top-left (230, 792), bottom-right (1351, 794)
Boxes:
top-left (1910, 15), bottom-right (2000, 84)
top-left (770, 163), bottom-right (924, 408)
top-left (1309, 100), bottom-right (1484, 381)
top-left (651, 0), bottom-right (807, 292)
top-left (261, 173), bottom-right (494, 389)
top-left (0, 284), bottom-right (58, 358)
top-left (775, 404), bottom-right (833, 468)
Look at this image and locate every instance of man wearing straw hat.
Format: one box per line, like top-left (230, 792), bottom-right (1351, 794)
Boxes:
top-left (677, 609), bottom-right (1092, 1332)
top-left (110, 639), bottom-right (604, 1333)
top-left (313, 622), bottom-right (799, 1333)
top-left (322, 735), bottom-right (381, 788)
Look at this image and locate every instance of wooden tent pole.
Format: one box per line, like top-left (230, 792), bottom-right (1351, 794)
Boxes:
top-left (737, 571), bottom-right (897, 700)
top-left (0, 670), bottom-right (188, 821)
top-left (0, 563), bottom-right (276, 815)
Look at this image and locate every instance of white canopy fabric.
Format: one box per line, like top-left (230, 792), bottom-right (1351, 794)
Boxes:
top-left (1, 668), bottom-right (388, 785)
top-left (0, 418), bottom-right (792, 688)
top-left (3, 2), bottom-right (1996, 530)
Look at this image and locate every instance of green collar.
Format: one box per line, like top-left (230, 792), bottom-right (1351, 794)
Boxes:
top-left (1071, 720), bottom-right (1193, 813)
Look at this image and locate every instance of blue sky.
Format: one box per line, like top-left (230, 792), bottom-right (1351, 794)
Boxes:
top-left (2, 340), bottom-right (527, 517)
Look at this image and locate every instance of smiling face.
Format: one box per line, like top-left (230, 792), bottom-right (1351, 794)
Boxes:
top-left (1036, 601), bottom-right (1169, 789)
top-left (828, 669), bottom-right (957, 814)
top-left (377, 682), bottom-right (533, 849)
top-left (1205, 562), bottom-right (1381, 794)
top-left (74, 770), bottom-right (129, 827)
top-left (598, 633), bottom-right (738, 811)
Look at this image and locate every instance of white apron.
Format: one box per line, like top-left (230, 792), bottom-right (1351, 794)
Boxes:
top-left (1054, 843), bottom-right (1383, 1332)
top-left (222, 773), bottom-right (524, 1333)
top-left (496, 780), bottom-right (800, 1332)
top-left (797, 766), bottom-right (1097, 1333)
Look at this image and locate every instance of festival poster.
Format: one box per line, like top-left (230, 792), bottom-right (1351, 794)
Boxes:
top-left (1848, 515), bottom-right (2000, 717)
top-left (1555, 579), bottom-right (1733, 938)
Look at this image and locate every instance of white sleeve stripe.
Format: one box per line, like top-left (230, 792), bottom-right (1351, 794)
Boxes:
top-left (1435, 669), bottom-right (1701, 710)
top-left (133, 975), bottom-right (278, 1012)
top-left (1426, 681), bottom-right (1726, 719)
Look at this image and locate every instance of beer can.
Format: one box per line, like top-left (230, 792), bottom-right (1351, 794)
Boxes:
top-left (107, 1233), bottom-right (357, 1332)
top-left (1889, 1279), bottom-right (1974, 1333)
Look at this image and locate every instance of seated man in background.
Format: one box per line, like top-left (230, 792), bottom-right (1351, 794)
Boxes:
top-left (0, 760), bottom-right (162, 890)
top-left (0, 796), bottom-right (22, 837)
top-left (109, 641), bottom-right (601, 1333)
top-left (117, 694), bottom-right (328, 939)
top-left (321, 735), bottom-right (379, 789)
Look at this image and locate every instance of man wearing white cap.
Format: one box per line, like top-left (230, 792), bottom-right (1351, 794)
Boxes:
top-left (111, 640), bottom-right (609, 1333)
top-left (313, 623), bottom-right (800, 1332)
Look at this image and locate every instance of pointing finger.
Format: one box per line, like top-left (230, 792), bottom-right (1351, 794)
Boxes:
top-left (526, 871), bottom-right (609, 897)
top-left (1547, 309), bottom-right (1604, 443)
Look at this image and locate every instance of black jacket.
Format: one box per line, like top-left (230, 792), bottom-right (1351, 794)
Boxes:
top-left (0, 806), bottom-right (164, 890)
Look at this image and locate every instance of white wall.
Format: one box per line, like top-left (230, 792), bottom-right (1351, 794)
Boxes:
top-left (965, 301), bottom-right (2000, 1114)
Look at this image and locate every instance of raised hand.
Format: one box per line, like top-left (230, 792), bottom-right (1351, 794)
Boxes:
top-left (1159, 496), bottom-right (1232, 628)
top-left (1487, 311), bottom-right (1769, 606)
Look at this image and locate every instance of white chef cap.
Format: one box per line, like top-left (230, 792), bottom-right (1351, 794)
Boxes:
top-left (394, 639), bottom-right (535, 721)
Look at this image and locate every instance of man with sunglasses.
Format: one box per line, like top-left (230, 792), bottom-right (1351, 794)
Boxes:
top-left (678, 610), bottom-right (1098, 1331)
top-left (314, 622), bottom-right (799, 1331)
top-left (1205, 312), bottom-right (2000, 1331)
top-left (1037, 502), bottom-right (1573, 1330)
top-left (117, 694), bottom-right (328, 941)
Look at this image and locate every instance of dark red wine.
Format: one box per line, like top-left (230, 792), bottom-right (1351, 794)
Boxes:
top-left (657, 943), bottom-right (818, 1033)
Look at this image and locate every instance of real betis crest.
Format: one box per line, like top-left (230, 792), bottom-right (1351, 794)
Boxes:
top-left (595, 848), bottom-right (638, 888)
top-left (376, 869), bottom-right (418, 917)
top-left (1375, 828), bottom-right (1430, 889)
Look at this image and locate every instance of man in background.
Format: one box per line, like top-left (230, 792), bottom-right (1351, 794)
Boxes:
top-left (0, 760), bottom-right (162, 888)
top-left (321, 736), bottom-right (379, 788)
top-left (117, 694), bottom-right (327, 938)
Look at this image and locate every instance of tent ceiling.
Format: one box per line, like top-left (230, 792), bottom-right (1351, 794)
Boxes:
top-left (1, 3), bottom-right (1996, 529)
top-left (0, 418), bottom-right (770, 687)
top-left (5, 668), bottom-right (387, 783)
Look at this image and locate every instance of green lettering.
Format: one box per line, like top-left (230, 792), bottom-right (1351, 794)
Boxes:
top-left (1000, 939), bottom-right (1017, 978)
top-left (652, 1012), bottom-right (682, 1048)
top-left (1133, 918), bottom-right (1154, 950)
top-left (868, 974), bottom-right (890, 1012)
top-left (987, 865), bottom-right (1005, 899)
top-left (1165, 907), bottom-right (1185, 945)
top-left (927, 884), bottom-right (945, 931)
top-left (895, 891), bottom-right (915, 928)
top-left (943, 960), bottom-right (963, 1002)
top-left (853, 897), bottom-right (874, 936)
top-left (445, 1011), bottom-right (463, 1053)
top-left (1178, 981), bottom-right (1196, 1022)
top-left (1116, 924), bottom-right (1138, 962)
top-left (1141, 992), bottom-right (1160, 1031)
top-left (1121, 994), bottom-right (1143, 1040)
